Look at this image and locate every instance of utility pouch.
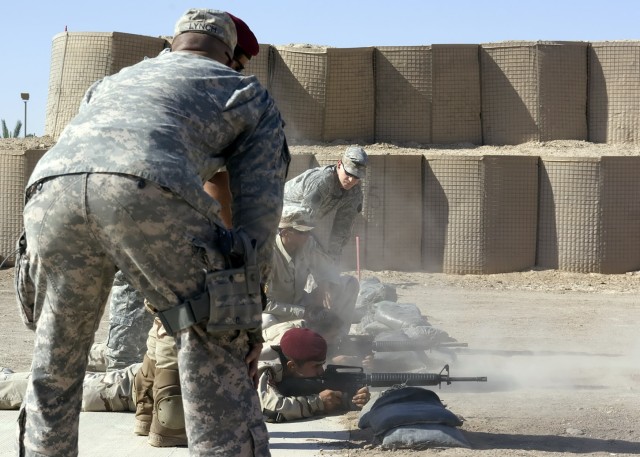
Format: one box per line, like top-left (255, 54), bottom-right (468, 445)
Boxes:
top-left (205, 230), bottom-right (262, 333)
top-left (156, 229), bottom-right (262, 336)
top-left (14, 231), bottom-right (38, 330)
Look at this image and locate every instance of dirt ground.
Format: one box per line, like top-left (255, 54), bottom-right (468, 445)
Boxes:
top-left (1, 137), bottom-right (639, 455)
top-left (1, 266), bottom-right (638, 456)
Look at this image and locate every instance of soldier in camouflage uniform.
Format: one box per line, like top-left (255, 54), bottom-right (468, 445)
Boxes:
top-left (18, 8), bottom-right (288, 457)
top-left (88, 12), bottom-right (260, 375)
top-left (0, 365), bottom-right (139, 412)
top-left (262, 206), bottom-right (359, 334)
top-left (130, 15), bottom-right (265, 448)
top-left (283, 146), bottom-right (368, 261)
top-left (258, 328), bottom-right (370, 422)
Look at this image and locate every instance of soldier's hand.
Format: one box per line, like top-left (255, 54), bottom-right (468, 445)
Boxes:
top-left (351, 386), bottom-right (371, 409)
top-left (245, 342), bottom-right (263, 388)
top-left (361, 354), bottom-right (375, 371)
top-left (319, 389), bottom-right (343, 412)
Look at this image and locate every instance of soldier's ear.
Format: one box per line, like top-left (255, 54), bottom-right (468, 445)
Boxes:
top-left (285, 360), bottom-right (296, 371)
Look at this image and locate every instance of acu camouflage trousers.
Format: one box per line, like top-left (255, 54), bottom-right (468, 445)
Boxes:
top-left (17, 173), bottom-right (269, 457)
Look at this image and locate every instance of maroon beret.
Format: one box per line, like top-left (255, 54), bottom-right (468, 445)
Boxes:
top-left (227, 13), bottom-right (259, 57)
top-left (280, 328), bottom-right (327, 362)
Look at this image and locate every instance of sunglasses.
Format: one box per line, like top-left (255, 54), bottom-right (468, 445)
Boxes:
top-left (343, 168), bottom-right (360, 180)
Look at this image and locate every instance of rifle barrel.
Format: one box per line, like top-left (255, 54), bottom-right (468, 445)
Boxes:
top-left (366, 372), bottom-right (488, 387)
top-left (370, 340), bottom-right (469, 352)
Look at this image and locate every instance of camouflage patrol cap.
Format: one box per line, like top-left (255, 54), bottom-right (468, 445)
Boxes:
top-left (279, 205), bottom-right (314, 231)
top-left (174, 9), bottom-right (237, 52)
top-left (342, 146), bottom-right (368, 179)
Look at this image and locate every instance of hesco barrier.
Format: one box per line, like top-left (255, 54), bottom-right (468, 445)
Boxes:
top-left (44, 34), bottom-right (640, 145)
top-left (3, 151), bottom-right (640, 274)
top-left (0, 149), bottom-right (47, 264)
top-left (45, 32), bottom-right (168, 138)
top-left (271, 46), bottom-right (375, 143)
top-left (374, 46), bottom-right (432, 144)
top-left (588, 42), bottom-right (640, 144)
top-left (480, 41), bottom-right (588, 145)
top-left (537, 157), bottom-right (640, 273)
top-left (422, 155), bottom-right (538, 274)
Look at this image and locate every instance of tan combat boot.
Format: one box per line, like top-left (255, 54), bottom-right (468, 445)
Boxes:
top-left (133, 354), bottom-right (156, 436)
top-left (147, 368), bottom-right (187, 447)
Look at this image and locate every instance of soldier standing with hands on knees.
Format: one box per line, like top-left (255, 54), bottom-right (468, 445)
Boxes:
top-left (284, 146), bottom-right (368, 262)
top-left (17, 8), bottom-right (288, 457)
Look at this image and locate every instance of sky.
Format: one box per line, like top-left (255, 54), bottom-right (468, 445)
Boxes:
top-left (2, 0), bottom-right (639, 137)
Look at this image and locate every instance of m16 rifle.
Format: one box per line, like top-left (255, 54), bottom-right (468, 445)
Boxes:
top-left (335, 334), bottom-right (468, 355)
top-left (277, 364), bottom-right (487, 410)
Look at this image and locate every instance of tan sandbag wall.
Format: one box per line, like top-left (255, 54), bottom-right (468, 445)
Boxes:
top-left (588, 42), bottom-right (640, 143)
top-left (0, 150), bottom-right (47, 264)
top-left (422, 156), bottom-right (538, 274)
top-left (45, 32), bottom-right (168, 138)
top-left (537, 157), bottom-right (640, 273)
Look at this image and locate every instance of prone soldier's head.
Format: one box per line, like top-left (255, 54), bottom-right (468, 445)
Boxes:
top-left (277, 328), bottom-right (327, 378)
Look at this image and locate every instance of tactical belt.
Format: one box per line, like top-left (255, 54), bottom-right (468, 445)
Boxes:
top-left (157, 293), bottom-right (210, 336)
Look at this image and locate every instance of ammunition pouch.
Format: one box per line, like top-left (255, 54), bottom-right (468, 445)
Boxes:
top-left (157, 228), bottom-right (262, 336)
top-left (14, 231), bottom-right (38, 330)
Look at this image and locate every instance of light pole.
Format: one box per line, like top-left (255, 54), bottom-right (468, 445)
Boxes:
top-left (21, 93), bottom-right (29, 138)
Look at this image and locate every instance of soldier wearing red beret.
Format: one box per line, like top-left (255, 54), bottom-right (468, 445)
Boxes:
top-left (257, 328), bottom-right (370, 422)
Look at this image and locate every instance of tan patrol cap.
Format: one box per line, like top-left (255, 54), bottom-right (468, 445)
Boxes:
top-left (174, 9), bottom-right (237, 51)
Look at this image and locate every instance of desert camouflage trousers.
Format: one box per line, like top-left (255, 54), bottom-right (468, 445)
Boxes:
top-left (18, 173), bottom-right (269, 457)
top-left (0, 365), bottom-right (139, 412)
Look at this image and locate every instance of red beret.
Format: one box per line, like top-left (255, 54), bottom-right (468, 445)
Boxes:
top-left (280, 328), bottom-right (327, 362)
top-left (227, 13), bottom-right (259, 57)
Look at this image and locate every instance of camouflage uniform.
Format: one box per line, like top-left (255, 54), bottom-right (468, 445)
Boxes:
top-left (0, 365), bottom-right (139, 412)
top-left (86, 272), bottom-right (152, 373)
top-left (283, 165), bottom-right (363, 259)
top-left (103, 271), bottom-right (154, 371)
top-left (18, 49), bottom-right (288, 456)
top-left (263, 234), bottom-right (358, 332)
top-left (257, 360), bottom-right (325, 422)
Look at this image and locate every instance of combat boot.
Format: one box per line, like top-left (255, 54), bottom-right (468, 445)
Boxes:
top-left (148, 367), bottom-right (187, 447)
top-left (133, 354), bottom-right (156, 436)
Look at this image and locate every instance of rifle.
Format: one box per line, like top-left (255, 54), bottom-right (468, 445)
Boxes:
top-left (277, 364), bottom-right (487, 410)
top-left (335, 334), bottom-right (468, 354)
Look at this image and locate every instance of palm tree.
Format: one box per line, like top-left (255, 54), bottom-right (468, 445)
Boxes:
top-left (1, 119), bottom-right (23, 138)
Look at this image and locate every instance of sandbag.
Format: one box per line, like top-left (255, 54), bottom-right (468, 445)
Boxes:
top-left (356, 278), bottom-right (397, 308)
top-left (381, 424), bottom-right (471, 449)
top-left (375, 302), bottom-right (428, 329)
top-left (403, 325), bottom-right (455, 345)
top-left (359, 387), bottom-right (456, 431)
